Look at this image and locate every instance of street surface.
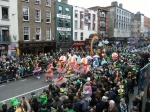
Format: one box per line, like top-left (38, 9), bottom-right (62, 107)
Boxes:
top-left (0, 72), bottom-right (138, 111)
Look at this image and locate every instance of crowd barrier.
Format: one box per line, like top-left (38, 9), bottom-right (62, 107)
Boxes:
top-left (138, 63), bottom-right (150, 112)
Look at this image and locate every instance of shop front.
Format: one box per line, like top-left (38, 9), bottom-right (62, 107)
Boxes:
top-left (72, 41), bottom-right (85, 51)
top-left (19, 41), bottom-right (56, 56)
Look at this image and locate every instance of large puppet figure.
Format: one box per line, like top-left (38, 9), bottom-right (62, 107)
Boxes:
top-left (33, 63), bottom-right (41, 79)
top-left (80, 58), bottom-right (90, 75)
top-left (45, 63), bottom-right (54, 82)
top-left (54, 56), bottom-right (68, 85)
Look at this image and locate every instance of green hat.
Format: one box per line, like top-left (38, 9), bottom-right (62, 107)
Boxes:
top-left (10, 98), bottom-right (19, 106)
top-left (76, 79), bottom-right (81, 84)
top-left (94, 75), bottom-right (98, 79)
top-left (67, 71), bottom-right (71, 75)
top-left (39, 95), bottom-right (47, 104)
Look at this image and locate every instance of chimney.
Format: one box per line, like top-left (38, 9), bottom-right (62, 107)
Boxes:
top-left (119, 3), bottom-right (123, 8)
top-left (111, 1), bottom-right (118, 7)
top-left (61, 0), bottom-right (68, 4)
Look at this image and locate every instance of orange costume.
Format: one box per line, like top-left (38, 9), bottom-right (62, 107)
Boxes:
top-left (45, 64), bottom-right (54, 82)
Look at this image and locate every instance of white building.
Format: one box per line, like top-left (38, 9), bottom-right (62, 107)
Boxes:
top-left (107, 1), bottom-right (132, 38)
top-left (73, 6), bottom-right (98, 41)
top-left (0, 0), bottom-right (18, 56)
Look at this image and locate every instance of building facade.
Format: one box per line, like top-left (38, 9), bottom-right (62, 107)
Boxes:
top-left (0, 0), bottom-right (18, 56)
top-left (55, 1), bottom-right (73, 51)
top-left (88, 6), bottom-right (108, 38)
top-left (72, 6), bottom-right (98, 50)
top-left (107, 1), bottom-right (132, 39)
top-left (18, 0), bottom-right (55, 55)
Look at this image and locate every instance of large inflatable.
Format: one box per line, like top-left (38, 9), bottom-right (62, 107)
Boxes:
top-left (90, 35), bottom-right (99, 55)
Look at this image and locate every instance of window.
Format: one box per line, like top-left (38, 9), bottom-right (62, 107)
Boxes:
top-left (80, 21), bottom-right (83, 29)
top-left (46, 0), bottom-right (51, 6)
top-left (65, 33), bottom-right (69, 41)
top-left (23, 27), bottom-right (30, 41)
top-left (93, 14), bottom-right (95, 21)
top-left (35, 9), bottom-right (41, 22)
top-left (75, 20), bottom-right (78, 29)
top-left (22, 0), bottom-right (29, 2)
top-left (59, 19), bottom-right (63, 27)
top-left (74, 32), bottom-right (77, 40)
top-left (35, 28), bottom-right (41, 40)
top-left (2, 7), bottom-right (9, 19)
top-left (93, 23), bottom-right (95, 30)
top-left (22, 7), bottom-right (29, 21)
top-left (46, 11), bottom-right (51, 23)
top-left (80, 32), bottom-right (83, 40)
top-left (80, 12), bottom-right (83, 19)
top-left (88, 23), bottom-right (91, 30)
top-left (59, 32), bottom-right (63, 41)
top-left (75, 10), bottom-right (78, 18)
top-left (65, 20), bottom-right (70, 28)
top-left (46, 28), bottom-right (51, 40)
top-left (66, 8), bottom-right (69, 15)
top-left (59, 6), bottom-right (62, 14)
top-left (88, 14), bottom-right (91, 20)
top-left (35, 0), bottom-right (40, 4)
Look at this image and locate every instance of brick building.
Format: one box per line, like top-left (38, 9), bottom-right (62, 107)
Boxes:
top-left (18, 0), bottom-right (55, 55)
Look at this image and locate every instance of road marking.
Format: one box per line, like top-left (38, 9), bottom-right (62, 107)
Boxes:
top-left (0, 85), bottom-right (49, 103)
top-left (20, 79), bottom-right (27, 82)
top-left (0, 85), bottom-right (5, 88)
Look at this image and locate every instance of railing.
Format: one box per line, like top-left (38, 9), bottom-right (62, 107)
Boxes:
top-left (138, 63), bottom-right (150, 112)
top-left (0, 36), bottom-right (11, 43)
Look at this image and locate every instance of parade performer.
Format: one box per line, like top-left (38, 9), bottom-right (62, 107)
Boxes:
top-left (33, 63), bottom-right (41, 79)
top-left (54, 56), bottom-right (68, 85)
top-left (80, 58), bottom-right (90, 75)
top-left (45, 63), bottom-right (54, 82)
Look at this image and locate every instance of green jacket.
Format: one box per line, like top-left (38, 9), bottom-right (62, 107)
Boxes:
top-left (66, 109), bottom-right (75, 112)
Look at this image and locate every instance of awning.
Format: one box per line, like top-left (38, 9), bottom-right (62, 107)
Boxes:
top-left (73, 42), bottom-right (85, 46)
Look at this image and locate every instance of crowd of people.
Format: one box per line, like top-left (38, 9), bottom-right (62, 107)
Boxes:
top-left (0, 44), bottom-right (149, 112)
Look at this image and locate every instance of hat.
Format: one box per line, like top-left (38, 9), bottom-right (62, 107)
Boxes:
top-left (87, 77), bottom-right (90, 82)
top-left (2, 102), bottom-right (6, 105)
top-left (60, 88), bottom-right (64, 93)
top-left (39, 95), bottom-right (47, 104)
top-left (76, 79), bottom-right (81, 84)
top-left (10, 98), bottom-right (19, 106)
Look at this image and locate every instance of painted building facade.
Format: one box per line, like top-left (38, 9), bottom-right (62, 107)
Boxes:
top-left (0, 0), bottom-right (18, 56)
top-left (72, 6), bottom-right (98, 50)
top-left (55, 1), bottom-right (73, 51)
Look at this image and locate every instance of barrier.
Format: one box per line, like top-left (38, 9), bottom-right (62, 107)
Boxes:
top-left (138, 63), bottom-right (150, 112)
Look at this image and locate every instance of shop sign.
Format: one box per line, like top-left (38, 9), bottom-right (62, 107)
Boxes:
top-left (21, 43), bottom-right (53, 47)
top-left (57, 14), bottom-right (71, 19)
top-left (73, 42), bottom-right (85, 46)
top-left (57, 27), bottom-right (71, 31)
top-left (9, 44), bottom-right (17, 50)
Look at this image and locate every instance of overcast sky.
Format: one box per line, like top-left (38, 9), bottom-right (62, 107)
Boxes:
top-left (68, 0), bottom-right (150, 17)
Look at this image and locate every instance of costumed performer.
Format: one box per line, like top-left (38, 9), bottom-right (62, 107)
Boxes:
top-left (33, 63), bottom-right (42, 79)
top-left (80, 58), bottom-right (90, 75)
top-left (45, 63), bottom-right (54, 82)
top-left (65, 56), bottom-right (76, 77)
top-left (54, 56), bottom-right (68, 85)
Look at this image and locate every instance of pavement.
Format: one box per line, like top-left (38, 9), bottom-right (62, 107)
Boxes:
top-left (0, 72), bottom-right (138, 111)
top-left (0, 73), bottom-right (58, 107)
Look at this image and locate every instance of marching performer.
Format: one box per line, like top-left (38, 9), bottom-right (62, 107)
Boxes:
top-left (33, 63), bottom-right (41, 79)
top-left (45, 63), bottom-right (54, 82)
top-left (54, 56), bottom-right (68, 85)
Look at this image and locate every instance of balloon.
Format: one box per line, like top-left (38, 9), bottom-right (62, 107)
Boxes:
top-left (112, 53), bottom-right (118, 60)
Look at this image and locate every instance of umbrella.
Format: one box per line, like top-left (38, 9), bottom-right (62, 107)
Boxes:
top-left (59, 56), bottom-right (67, 62)
top-left (73, 54), bottom-right (78, 58)
top-left (81, 58), bottom-right (88, 65)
